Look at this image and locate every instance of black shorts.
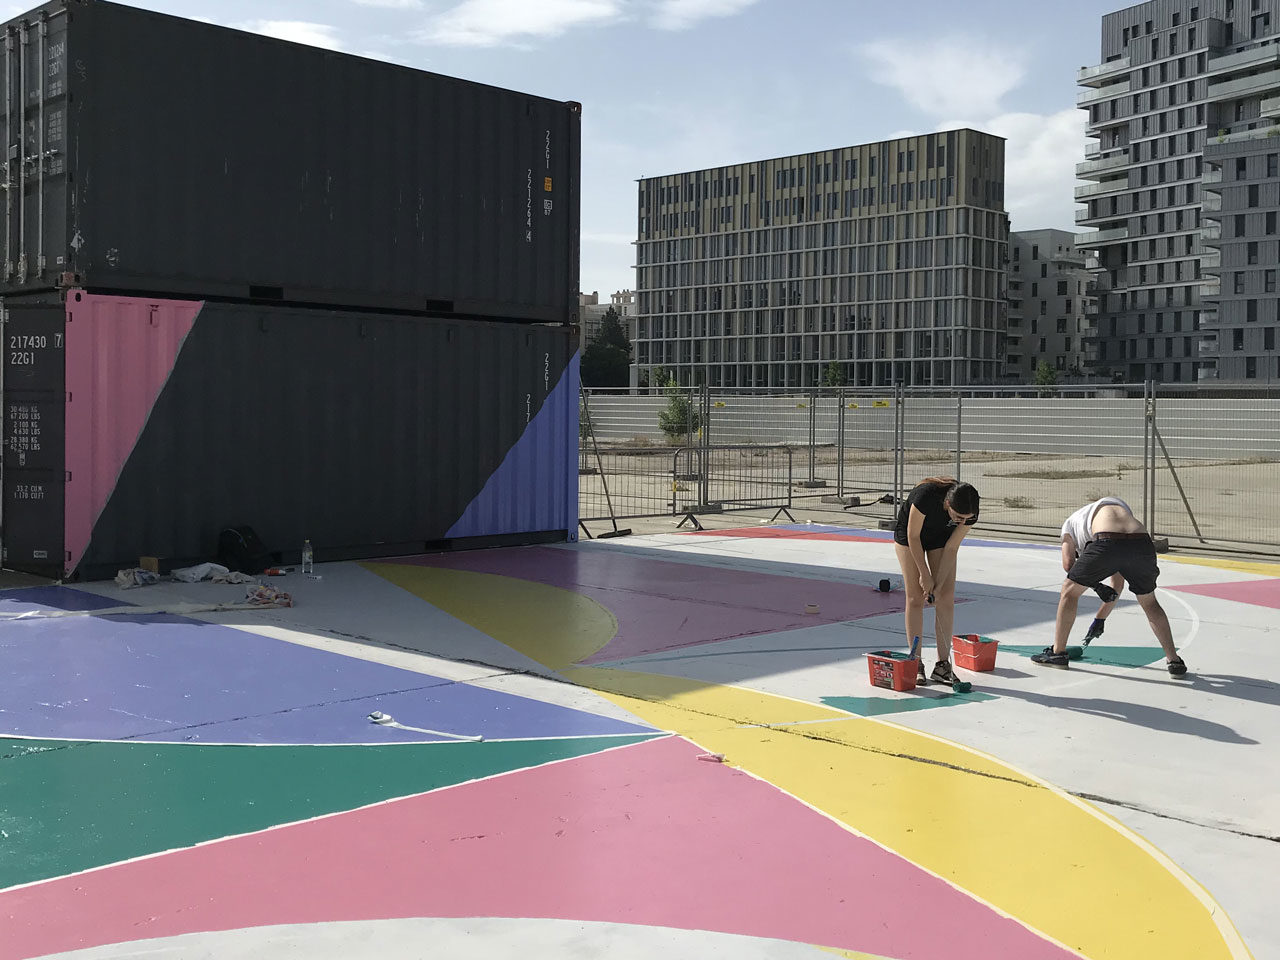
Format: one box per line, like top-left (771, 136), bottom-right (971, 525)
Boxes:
top-left (1067, 535), bottom-right (1159, 596)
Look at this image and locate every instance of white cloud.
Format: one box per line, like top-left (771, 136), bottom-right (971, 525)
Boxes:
top-left (421, 0), bottom-right (621, 47)
top-left (651, 0), bottom-right (762, 31)
top-left (237, 20), bottom-right (345, 51)
top-left (974, 108), bottom-right (1087, 232)
top-left (858, 36), bottom-right (1082, 234)
top-left (350, 0), bottom-right (423, 7)
top-left (860, 36), bottom-right (1027, 119)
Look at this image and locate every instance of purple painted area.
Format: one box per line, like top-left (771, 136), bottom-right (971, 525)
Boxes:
top-left (0, 585), bottom-right (122, 614)
top-left (401, 546), bottom-right (904, 663)
top-left (446, 354), bottom-right (578, 541)
top-left (0, 611), bottom-right (652, 743)
top-left (64, 294), bottom-right (203, 577)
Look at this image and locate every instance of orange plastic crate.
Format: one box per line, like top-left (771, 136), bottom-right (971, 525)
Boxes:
top-left (866, 650), bottom-right (919, 691)
top-left (952, 634), bottom-right (998, 672)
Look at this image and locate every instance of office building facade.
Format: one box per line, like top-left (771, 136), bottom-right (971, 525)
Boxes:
top-left (1007, 230), bottom-right (1097, 381)
top-left (633, 130), bottom-right (1009, 389)
top-left (1078, 0), bottom-right (1280, 382)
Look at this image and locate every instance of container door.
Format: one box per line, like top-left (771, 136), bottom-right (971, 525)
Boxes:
top-left (1, 7), bottom-right (71, 291)
top-left (1, 299), bottom-right (64, 576)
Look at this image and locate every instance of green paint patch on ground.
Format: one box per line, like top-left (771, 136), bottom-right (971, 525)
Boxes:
top-left (1001, 644), bottom-right (1166, 668)
top-left (821, 691), bottom-right (998, 717)
top-left (0, 734), bottom-right (659, 890)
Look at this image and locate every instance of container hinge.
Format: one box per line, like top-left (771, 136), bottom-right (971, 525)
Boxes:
top-left (64, 470), bottom-right (72, 482)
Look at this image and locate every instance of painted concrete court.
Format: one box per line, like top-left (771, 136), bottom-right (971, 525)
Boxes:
top-left (0, 524), bottom-right (1275, 959)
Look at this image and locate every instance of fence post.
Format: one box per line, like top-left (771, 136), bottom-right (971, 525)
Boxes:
top-left (700, 383), bottom-right (711, 509)
top-left (895, 383), bottom-right (905, 507)
top-left (954, 391), bottom-right (963, 481)
top-left (1148, 382), bottom-right (1165, 550)
top-left (1146, 384), bottom-right (1157, 535)
top-left (808, 388), bottom-right (817, 485)
top-left (836, 386), bottom-right (846, 498)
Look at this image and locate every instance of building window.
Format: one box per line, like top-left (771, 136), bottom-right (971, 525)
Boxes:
top-left (1267, 270), bottom-right (1277, 293)
top-left (1248, 299), bottom-right (1259, 322)
top-left (1249, 241), bottom-right (1259, 264)
top-left (1235, 272), bottom-right (1246, 294)
top-left (1267, 327), bottom-right (1276, 350)
top-left (1247, 356), bottom-right (1257, 378)
top-left (1233, 328), bottom-right (1244, 350)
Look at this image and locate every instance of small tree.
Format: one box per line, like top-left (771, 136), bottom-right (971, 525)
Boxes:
top-left (822, 361), bottom-right (846, 387)
top-left (580, 307), bottom-right (632, 387)
top-left (1033, 359), bottom-right (1059, 396)
top-left (657, 370), bottom-right (701, 441)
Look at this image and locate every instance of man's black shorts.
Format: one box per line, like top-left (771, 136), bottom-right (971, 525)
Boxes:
top-left (1068, 534), bottom-right (1159, 596)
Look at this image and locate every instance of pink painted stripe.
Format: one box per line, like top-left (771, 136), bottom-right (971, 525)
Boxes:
top-left (0, 737), bottom-right (1074, 960)
top-left (1168, 578), bottom-right (1280, 609)
top-left (396, 548), bottom-right (905, 663)
top-left (63, 294), bottom-right (203, 577)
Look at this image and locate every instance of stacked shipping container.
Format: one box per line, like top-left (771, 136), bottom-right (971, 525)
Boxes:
top-left (1, 0), bottom-right (582, 578)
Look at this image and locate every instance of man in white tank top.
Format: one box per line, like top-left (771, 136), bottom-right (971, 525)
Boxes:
top-left (1033, 497), bottom-right (1187, 676)
top-left (1060, 497), bottom-right (1129, 646)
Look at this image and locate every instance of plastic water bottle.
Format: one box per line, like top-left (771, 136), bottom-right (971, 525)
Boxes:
top-left (301, 539), bottom-right (313, 575)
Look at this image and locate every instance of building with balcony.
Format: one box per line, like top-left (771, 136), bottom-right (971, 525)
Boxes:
top-left (1006, 230), bottom-right (1096, 381)
top-left (633, 130), bottom-right (1009, 389)
top-left (1076, 0), bottom-right (1280, 382)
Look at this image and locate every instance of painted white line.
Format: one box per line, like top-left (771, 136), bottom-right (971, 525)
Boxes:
top-left (0, 734), bottom-right (674, 896)
top-left (0, 731), bottom-right (666, 748)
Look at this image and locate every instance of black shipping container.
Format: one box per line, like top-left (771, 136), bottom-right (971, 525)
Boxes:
top-left (2, 290), bottom-right (581, 580)
top-left (0, 1), bottom-right (581, 324)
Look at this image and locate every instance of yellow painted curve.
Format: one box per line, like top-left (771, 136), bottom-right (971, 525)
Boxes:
top-left (1165, 554), bottom-right (1280, 577)
top-left (362, 563), bottom-right (617, 669)
top-left (563, 667), bottom-right (1252, 960)
top-left (366, 562), bottom-right (1254, 960)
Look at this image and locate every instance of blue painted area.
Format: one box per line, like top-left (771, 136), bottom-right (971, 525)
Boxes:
top-left (447, 354), bottom-right (579, 540)
top-left (0, 610), bottom-right (653, 744)
top-left (774, 523), bottom-right (1056, 550)
top-left (0, 586), bottom-right (123, 614)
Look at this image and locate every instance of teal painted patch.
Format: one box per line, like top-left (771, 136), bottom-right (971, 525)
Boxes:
top-left (1002, 644), bottom-right (1166, 668)
top-left (821, 691), bottom-right (998, 717)
top-left (0, 733), bottom-right (660, 890)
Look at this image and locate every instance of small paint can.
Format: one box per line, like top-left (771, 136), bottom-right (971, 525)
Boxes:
top-left (804, 602), bottom-right (820, 615)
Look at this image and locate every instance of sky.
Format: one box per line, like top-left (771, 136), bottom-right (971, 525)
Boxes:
top-left (54, 0), bottom-right (1132, 298)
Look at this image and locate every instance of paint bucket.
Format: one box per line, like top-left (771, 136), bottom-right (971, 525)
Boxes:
top-left (952, 634), bottom-right (998, 672)
top-left (866, 651), bottom-right (918, 691)
top-left (805, 603), bottom-right (820, 615)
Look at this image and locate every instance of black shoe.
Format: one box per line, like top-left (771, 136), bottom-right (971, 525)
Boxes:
top-left (1167, 656), bottom-right (1188, 677)
top-left (1031, 647), bottom-right (1070, 669)
top-left (1082, 617), bottom-right (1106, 647)
top-left (1094, 584), bottom-right (1119, 604)
top-left (930, 660), bottom-right (955, 684)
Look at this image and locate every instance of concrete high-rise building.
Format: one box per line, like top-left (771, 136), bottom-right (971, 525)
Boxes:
top-left (1077, 0), bottom-right (1280, 383)
top-left (633, 130), bottom-right (1009, 389)
top-left (1007, 230), bottom-right (1097, 381)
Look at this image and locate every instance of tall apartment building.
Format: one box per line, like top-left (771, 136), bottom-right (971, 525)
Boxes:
top-left (1007, 230), bottom-right (1097, 381)
top-left (1077, 0), bottom-right (1280, 382)
top-left (633, 130), bottom-right (1010, 389)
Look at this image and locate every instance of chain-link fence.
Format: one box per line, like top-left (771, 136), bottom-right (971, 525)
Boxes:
top-left (581, 382), bottom-right (1280, 555)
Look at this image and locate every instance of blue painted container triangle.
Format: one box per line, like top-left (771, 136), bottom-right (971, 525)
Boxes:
top-left (447, 354), bottom-right (579, 541)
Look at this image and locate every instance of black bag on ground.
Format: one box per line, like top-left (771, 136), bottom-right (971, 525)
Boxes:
top-left (217, 525), bottom-right (274, 574)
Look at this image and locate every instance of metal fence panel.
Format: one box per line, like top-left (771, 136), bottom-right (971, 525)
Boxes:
top-left (579, 384), bottom-right (1280, 555)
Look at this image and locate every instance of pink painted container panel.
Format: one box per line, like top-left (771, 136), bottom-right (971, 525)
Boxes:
top-left (63, 292), bottom-right (202, 577)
